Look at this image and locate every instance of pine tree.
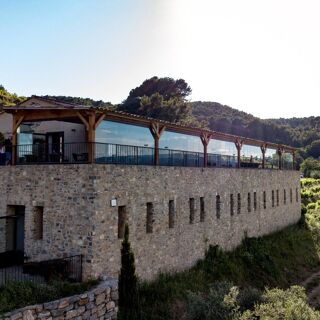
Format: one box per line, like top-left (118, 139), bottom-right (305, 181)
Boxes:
top-left (118, 224), bottom-right (138, 319)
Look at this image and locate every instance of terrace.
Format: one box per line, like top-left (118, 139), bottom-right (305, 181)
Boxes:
top-left (2, 96), bottom-right (296, 170)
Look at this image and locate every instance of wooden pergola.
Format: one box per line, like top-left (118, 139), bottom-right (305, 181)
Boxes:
top-left (4, 96), bottom-right (297, 168)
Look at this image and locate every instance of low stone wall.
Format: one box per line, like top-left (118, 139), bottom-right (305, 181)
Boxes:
top-left (0, 279), bottom-right (118, 320)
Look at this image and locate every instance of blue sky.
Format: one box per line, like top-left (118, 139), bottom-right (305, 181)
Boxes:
top-left (1, 0), bottom-right (320, 118)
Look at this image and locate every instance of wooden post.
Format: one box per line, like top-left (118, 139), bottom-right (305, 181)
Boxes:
top-left (200, 132), bottom-right (212, 167)
top-left (149, 122), bottom-right (166, 165)
top-left (11, 114), bottom-right (24, 165)
top-left (235, 138), bottom-right (243, 169)
top-left (292, 150), bottom-right (296, 170)
top-left (260, 144), bottom-right (267, 169)
top-left (277, 146), bottom-right (283, 170)
top-left (88, 113), bottom-right (96, 163)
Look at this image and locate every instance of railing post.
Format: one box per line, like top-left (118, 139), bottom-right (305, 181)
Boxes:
top-left (235, 138), bottom-right (243, 169)
top-left (149, 123), bottom-right (165, 166)
top-left (260, 144), bottom-right (267, 169)
top-left (200, 132), bottom-right (211, 168)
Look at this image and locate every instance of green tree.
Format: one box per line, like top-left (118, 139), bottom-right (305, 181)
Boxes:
top-left (118, 224), bottom-right (138, 319)
top-left (300, 157), bottom-right (320, 178)
top-left (119, 76), bottom-right (204, 127)
top-left (306, 139), bottom-right (320, 159)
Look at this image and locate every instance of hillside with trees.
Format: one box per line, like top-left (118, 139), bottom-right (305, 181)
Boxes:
top-left (0, 85), bottom-right (26, 107)
top-left (1, 79), bottom-right (320, 161)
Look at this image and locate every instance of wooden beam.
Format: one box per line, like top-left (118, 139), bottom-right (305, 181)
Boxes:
top-left (76, 112), bottom-right (89, 131)
top-left (94, 113), bottom-right (105, 130)
top-left (149, 122), bottom-right (166, 165)
top-left (87, 112), bottom-right (96, 163)
top-left (235, 138), bottom-right (244, 169)
top-left (277, 146), bottom-right (284, 170)
top-left (200, 132), bottom-right (212, 167)
top-left (260, 144), bottom-right (267, 169)
top-left (13, 115), bottom-right (25, 133)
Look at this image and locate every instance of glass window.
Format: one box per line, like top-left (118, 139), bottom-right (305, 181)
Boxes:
top-left (96, 120), bottom-right (154, 147)
top-left (265, 148), bottom-right (278, 169)
top-left (207, 139), bottom-right (237, 156)
top-left (241, 145), bottom-right (262, 159)
top-left (159, 130), bottom-right (203, 152)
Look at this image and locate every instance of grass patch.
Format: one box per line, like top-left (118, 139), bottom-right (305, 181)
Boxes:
top-left (0, 280), bottom-right (98, 314)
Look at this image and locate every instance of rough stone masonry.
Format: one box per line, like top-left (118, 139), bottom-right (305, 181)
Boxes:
top-left (0, 164), bottom-right (301, 280)
top-left (0, 279), bottom-right (118, 320)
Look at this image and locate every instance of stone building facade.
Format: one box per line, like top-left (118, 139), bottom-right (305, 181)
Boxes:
top-left (0, 164), bottom-right (301, 280)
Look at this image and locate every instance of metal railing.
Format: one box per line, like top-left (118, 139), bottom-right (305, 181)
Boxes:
top-left (15, 142), bottom-right (89, 165)
top-left (159, 148), bottom-right (203, 167)
top-left (0, 142), bottom-right (297, 170)
top-left (95, 142), bottom-right (154, 165)
top-left (0, 254), bottom-right (82, 285)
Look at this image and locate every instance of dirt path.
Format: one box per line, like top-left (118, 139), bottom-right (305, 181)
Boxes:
top-left (301, 270), bottom-right (320, 307)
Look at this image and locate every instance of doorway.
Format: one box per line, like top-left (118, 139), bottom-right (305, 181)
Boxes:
top-left (46, 132), bottom-right (64, 162)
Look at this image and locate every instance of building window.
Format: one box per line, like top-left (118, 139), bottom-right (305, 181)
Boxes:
top-left (272, 190), bottom-right (275, 208)
top-left (169, 200), bottom-right (175, 228)
top-left (247, 193), bottom-right (251, 213)
top-left (263, 191), bottom-right (266, 209)
top-left (296, 188), bottom-right (299, 202)
top-left (230, 194), bottom-right (234, 216)
top-left (276, 189), bottom-right (279, 207)
top-left (237, 193), bottom-right (241, 214)
top-left (118, 206), bottom-right (127, 239)
top-left (200, 197), bottom-right (205, 222)
top-left (146, 202), bottom-right (154, 233)
top-left (34, 206), bottom-right (43, 240)
top-left (284, 189), bottom-right (287, 205)
top-left (290, 188), bottom-right (293, 203)
top-left (189, 198), bottom-right (195, 224)
top-left (216, 195), bottom-right (221, 219)
top-left (253, 192), bottom-right (257, 211)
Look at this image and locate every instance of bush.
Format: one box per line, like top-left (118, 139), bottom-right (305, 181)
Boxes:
top-left (186, 281), bottom-right (240, 320)
top-left (240, 286), bottom-right (320, 320)
top-left (0, 280), bottom-right (97, 314)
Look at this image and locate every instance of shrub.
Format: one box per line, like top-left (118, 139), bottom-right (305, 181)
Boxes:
top-left (240, 286), bottom-right (320, 320)
top-left (0, 280), bottom-right (97, 314)
top-left (186, 281), bottom-right (240, 320)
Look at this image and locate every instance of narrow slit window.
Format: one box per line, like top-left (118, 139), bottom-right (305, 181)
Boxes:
top-left (200, 197), bottom-right (205, 222)
top-left (189, 198), bottom-right (195, 224)
top-left (169, 200), bottom-right (175, 228)
top-left (118, 206), bottom-right (127, 239)
top-left (272, 190), bottom-right (275, 208)
top-left (216, 195), bottom-right (221, 219)
top-left (146, 202), bottom-right (154, 233)
top-left (34, 206), bottom-right (43, 240)
top-left (276, 189), bottom-right (279, 207)
top-left (237, 193), bottom-right (241, 214)
top-left (247, 193), bottom-right (251, 213)
top-left (230, 194), bottom-right (234, 216)
top-left (290, 188), bottom-right (293, 203)
top-left (284, 189), bottom-right (286, 205)
top-left (263, 191), bottom-right (266, 209)
top-left (296, 188), bottom-right (299, 202)
top-left (253, 192), bottom-right (257, 211)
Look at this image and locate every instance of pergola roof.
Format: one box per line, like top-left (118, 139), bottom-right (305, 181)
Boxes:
top-left (3, 96), bottom-right (297, 152)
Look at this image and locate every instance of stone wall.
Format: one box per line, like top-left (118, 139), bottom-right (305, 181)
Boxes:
top-left (0, 164), bottom-right (301, 280)
top-left (0, 279), bottom-right (118, 320)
